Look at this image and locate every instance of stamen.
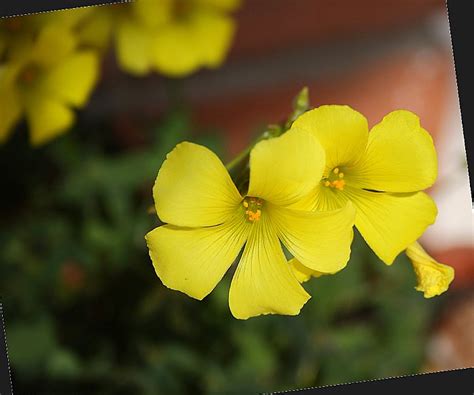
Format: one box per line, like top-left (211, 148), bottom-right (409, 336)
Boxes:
top-left (242, 197), bottom-right (264, 222)
top-left (323, 167), bottom-right (346, 190)
top-left (18, 64), bottom-right (39, 85)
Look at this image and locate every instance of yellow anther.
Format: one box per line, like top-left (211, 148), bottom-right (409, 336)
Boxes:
top-left (333, 180), bottom-right (345, 190)
top-left (323, 167), bottom-right (346, 190)
top-left (243, 197), bottom-right (264, 222)
top-left (323, 177), bottom-right (345, 191)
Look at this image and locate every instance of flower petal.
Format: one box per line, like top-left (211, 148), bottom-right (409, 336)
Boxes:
top-left (77, 8), bottom-right (114, 50)
top-left (39, 51), bottom-right (99, 107)
top-left (288, 258), bottom-right (324, 283)
top-left (344, 187), bottom-right (438, 265)
top-left (132, 0), bottom-right (173, 29)
top-left (152, 24), bottom-right (201, 77)
top-left (196, 0), bottom-right (241, 11)
top-left (291, 105), bottom-right (369, 173)
top-left (347, 110), bottom-right (437, 192)
top-left (406, 242), bottom-right (454, 298)
top-left (32, 7), bottom-right (93, 29)
top-left (296, 183), bottom-right (350, 212)
top-left (190, 9), bottom-right (236, 69)
top-left (229, 216), bottom-right (310, 319)
top-left (31, 24), bottom-right (77, 67)
top-left (154, 142), bottom-right (242, 227)
top-left (270, 202), bottom-right (355, 273)
top-left (248, 128), bottom-right (325, 207)
top-left (24, 93), bottom-right (74, 146)
top-left (115, 19), bottom-right (154, 76)
top-left (146, 212), bottom-right (249, 300)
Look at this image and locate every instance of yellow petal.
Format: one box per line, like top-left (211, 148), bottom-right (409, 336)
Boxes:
top-left (153, 142), bottom-right (242, 227)
top-left (39, 51), bottom-right (99, 107)
top-left (32, 7), bottom-right (93, 29)
top-left (31, 24), bottom-right (77, 67)
top-left (196, 0), bottom-right (241, 11)
top-left (150, 3), bottom-right (236, 76)
top-left (229, 216), bottom-right (310, 319)
top-left (115, 19), bottom-right (154, 76)
top-left (345, 187), bottom-right (438, 265)
top-left (248, 128), bottom-right (325, 207)
top-left (296, 182), bottom-right (350, 212)
top-left (24, 93), bottom-right (74, 146)
top-left (190, 9), bottom-right (236, 69)
top-left (269, 201), bottom-right (355, 273)
top-left (288, 258), bottom-right (325, 283)
top-left (347, 110), bottom-right (437, 192)
top-left (406, 242), bottom-right (455, 298)
top-left (77, 8), bottom-right (114, 50)
top-left (0, 82), bottom-right (22, 143)
top-left (152, 24), bottom-right (201, 77)
top-left (146, 212), bottom-right (249, 300)
top-left (291, 105), bottom-right (369, 173)
top-left (132, 0), bottom-right (173, 29)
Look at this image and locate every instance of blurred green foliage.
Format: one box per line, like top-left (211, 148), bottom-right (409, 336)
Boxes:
top-left (0, 110), bottom-right (443, 394)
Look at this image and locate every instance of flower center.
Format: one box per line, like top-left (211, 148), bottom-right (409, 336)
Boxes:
top-left (173, 0), bottom-right (193, 19)
top-left (242, 196), bottom-right (264, 222)
top-left (322, 167), bottom-right (345, 191)
top-left (18, 64), bottom-right (39, 85)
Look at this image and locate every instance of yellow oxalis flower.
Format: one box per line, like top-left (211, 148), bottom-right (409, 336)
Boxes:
top-left (0, 23), bottom-right (99, 145)
top-left (82, 0), bottom-right (239, 77)
top-left (289, 106), bottom-right (438, 270)
top-left (146, 129), bottom-right (356, 319)
top-left (406, 242), bottom-right (454, 298)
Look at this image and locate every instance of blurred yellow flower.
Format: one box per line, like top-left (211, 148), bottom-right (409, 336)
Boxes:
top-left (79, 0), bottom-right (239, 77)
top-left (146, 129), bottom-right (355, 319)
top-left (406, 242), bottom-right (455, 298)
top-left (0, 21), bottom-right (99, 145)
top-left (290, 106), bottom-right (438, 271)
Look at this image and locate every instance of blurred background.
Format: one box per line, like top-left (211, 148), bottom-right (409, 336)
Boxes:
top-left (1, 0), bottom-right (472, 394)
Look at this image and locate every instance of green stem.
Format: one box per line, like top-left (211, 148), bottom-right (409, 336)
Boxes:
top-left (225, 145), bottom-right (252, 172)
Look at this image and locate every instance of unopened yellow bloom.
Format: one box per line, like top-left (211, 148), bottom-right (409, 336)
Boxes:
top-left (83, 0), bottom-right (238, 77)
top-left (290, 106), bottom-right (438, 269)
top-left (406, 242), bottom-right (454, 298)
top-left (146, 129), bottom-right (356, 319)
top-left (0, 22), bottom-right (99, 145)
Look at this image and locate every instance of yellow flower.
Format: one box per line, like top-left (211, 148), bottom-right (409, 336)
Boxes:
top-left (81, 0), bottom-right (238, 77)
top-left (145, 129), bottom-right (356, 319)
top-left (406, 242), bottom-right (455, 298)
top-left (0, 22), bottom-right (99, 145)
top-left (289, 106), bottom-right (438, 269)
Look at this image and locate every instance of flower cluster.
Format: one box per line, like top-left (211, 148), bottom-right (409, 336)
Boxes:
top-left (0, 10), bottom-right (99, 145)
top-left (146, 100), bottom-right (455, 319)
top-left (0, 0), bottom-right (239, 145)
